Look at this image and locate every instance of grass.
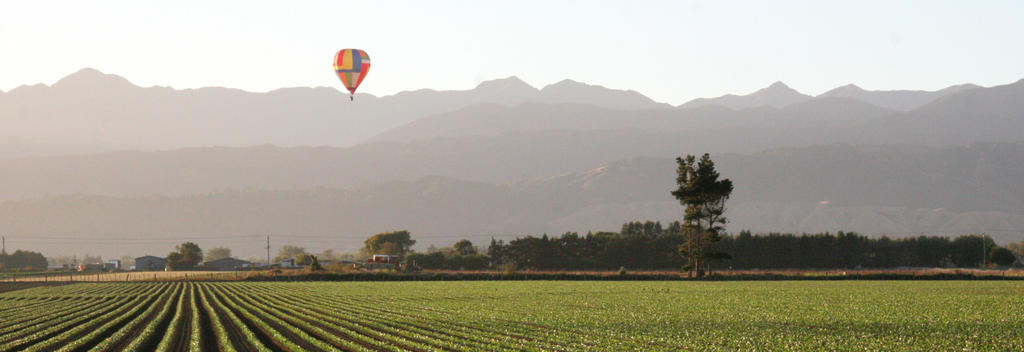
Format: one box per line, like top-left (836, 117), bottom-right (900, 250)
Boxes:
top-left (0, 281), bottom-right (1021, 351)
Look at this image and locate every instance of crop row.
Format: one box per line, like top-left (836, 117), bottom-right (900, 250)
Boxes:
top-left (1, 281), bottom-right (1022, 351)
top-left (0, 282), bottom-right (587, 351)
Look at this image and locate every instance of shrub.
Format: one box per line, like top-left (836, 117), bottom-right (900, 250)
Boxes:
top-left (501, 263), bottom-right (518, 275)
top-left (309, 255), bottom-right (324, 271)
top-left (991, 247), bottom-right (1018, 266)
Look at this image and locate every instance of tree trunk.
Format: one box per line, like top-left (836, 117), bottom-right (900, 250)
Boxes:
top-left (695, 258), bottom-right (702, 278)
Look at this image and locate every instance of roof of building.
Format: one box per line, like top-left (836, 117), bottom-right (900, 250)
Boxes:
top-left (135, 255), bottom-right (167, 261)
top-left (203, 257), bottom-right (251, 265)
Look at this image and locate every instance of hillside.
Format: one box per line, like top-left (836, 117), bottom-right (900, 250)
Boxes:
top-left (3, 143), bottom-right (1024, 257)
top-left (370, 96), bottom-right (894, 143)
top-left (4, 142), bottom-right (1024, 212)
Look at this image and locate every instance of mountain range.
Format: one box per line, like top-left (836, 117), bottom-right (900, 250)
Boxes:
top-left (0, 68), bottom-right (1006, 157)
top-left (2, 69), bottom-right (1024, 257)
top-left (0, 69), bottom-right (666, 156)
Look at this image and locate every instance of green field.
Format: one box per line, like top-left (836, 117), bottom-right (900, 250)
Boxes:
top-left (0, 281), bottom-right (1022, 351)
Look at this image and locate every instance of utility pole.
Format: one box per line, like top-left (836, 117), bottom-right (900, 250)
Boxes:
top-left (982, 236), bottom-right (987, 268)
top-left (1, 236), bottom-right (6, 272)
top-left (266, 235), bottom-right (271, 268)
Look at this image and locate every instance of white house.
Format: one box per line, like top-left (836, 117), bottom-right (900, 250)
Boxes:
top-left (279, 258), bottom-right (298, 268)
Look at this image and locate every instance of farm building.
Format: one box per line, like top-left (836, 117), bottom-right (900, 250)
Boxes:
top-left (47, 264), bottom-right (70, 271)
top-left (200, 257), bottom-right (251, 271)
top-left (104, 259), bottom-right (121, 270)
top-left (279, 258), bottom-right (298, 268)
top-left (361, 254), bottom-right (405, 270)
top-left (371, 254), bottom-right (402, 264)
top-left (77, 263), bottom-right (104, 271)
top-left (135, 255), bottom-right (167, 271)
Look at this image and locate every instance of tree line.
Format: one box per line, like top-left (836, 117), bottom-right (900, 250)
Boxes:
top-left (395, 226), bottom-right (1021, 272)
top-left (0, 250), bottom-right (48, 271)
top-left (10, 154), bottom-right (1023, 274)
top-left (404, 154), bottom-right (1020, 272)
top-left (478, 225), bottom-right (1020, 271)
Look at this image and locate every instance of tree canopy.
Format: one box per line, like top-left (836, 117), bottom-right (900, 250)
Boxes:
top-left (206, 247), bottom-right (232, 261)
top-left (408, 238), bottom-right (488, 270)
top-left (0, 250), bottom-right (47, 271)
top-left (453, 239), bottom-right (477, 256)
top-left (167, 242), bottom-right (203, 270)
top-left (485, 228), bottom-right (1013, 271)
top-left (363, 230), bottom-right (416, 256)
top-left (1006, 239), bottom-right (1024, 258)
top-left (275, 245), bottom-right (308, 262)
top-left (990, 246), bottom-right (1018, 266)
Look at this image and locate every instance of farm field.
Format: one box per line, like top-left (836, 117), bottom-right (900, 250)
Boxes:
top-left (0, 281), bottom-right (1022, 351)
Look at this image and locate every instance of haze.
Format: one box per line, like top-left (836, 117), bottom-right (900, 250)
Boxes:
top-left (2, 1), bottom-right (1023, 104)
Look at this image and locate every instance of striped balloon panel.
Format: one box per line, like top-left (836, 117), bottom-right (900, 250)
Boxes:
top-left (334, 49), bottom-right (371, 93)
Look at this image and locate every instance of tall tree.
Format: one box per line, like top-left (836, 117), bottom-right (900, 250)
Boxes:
top-left (671, 153), bottom-right (733, 277)
top-left (990, 247), bottom-right (1018, 266)
top-left (453, 239), bottom-right (477, 256)
top-left (206, 247), bottom-right (232, 261)
top-left (949, 235), bottom-right (995, 267)
top-left (1006, 240), bottom-right (1024, 258)
top-left (362, 230), bottom-right (416, 256)
top-left (167, 242), bottom-right (203, 270)
top-left (296, 253), bottom-right (316, 266)
top-left (166, 252), bottom-right (185, 270)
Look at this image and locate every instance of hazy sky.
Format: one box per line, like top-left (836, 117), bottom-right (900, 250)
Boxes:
top-left (1, 0), bottom-right (1022, 104)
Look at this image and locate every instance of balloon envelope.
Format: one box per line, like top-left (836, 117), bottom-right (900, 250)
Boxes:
top-left (334, 49), bottom-right (370, 96)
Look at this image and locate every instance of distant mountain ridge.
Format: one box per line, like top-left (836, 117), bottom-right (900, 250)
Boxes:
top-left (820, 83), bottom-right (980, 111)
top-left (0, 68), bottom-right (1006, 157)
top-left (677, 80), bottom-right (986, 111)
top-left (372, 77), bottom-right (1024, 147)
top-left (679, 81), bottom-right (813, 110)
top-left (3, 73), bottom-right (1024, 200)
top-left (0, 69), bottom-right (669, 156)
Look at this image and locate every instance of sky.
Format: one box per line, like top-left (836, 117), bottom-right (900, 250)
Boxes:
top-left (1, 0), bottom-right (1023, 105)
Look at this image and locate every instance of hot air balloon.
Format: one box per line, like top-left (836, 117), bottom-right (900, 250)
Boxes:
top-left (333, 49), bottom-right (370, 100)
